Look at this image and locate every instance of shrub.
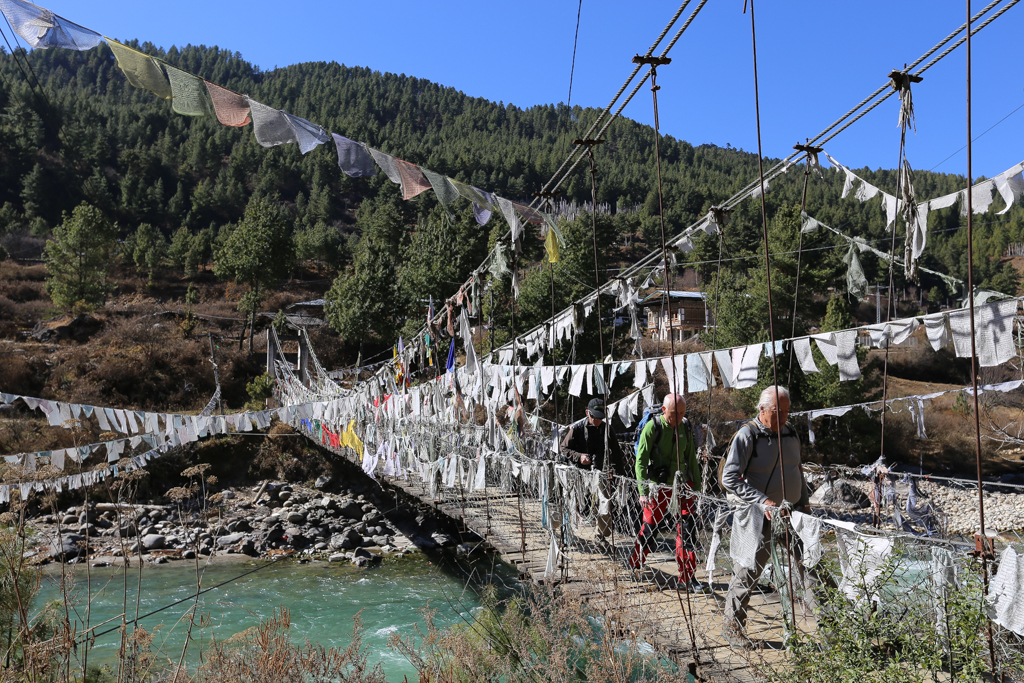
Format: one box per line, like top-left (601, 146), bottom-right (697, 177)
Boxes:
top-left (198, 609), bottom-right (386, 683)
top-left (245, 373), bottom-right (275, 411)
top-left (391, 583), bottom-right (680, 682)
top-left (767, 545), bottom-right (1023, 683)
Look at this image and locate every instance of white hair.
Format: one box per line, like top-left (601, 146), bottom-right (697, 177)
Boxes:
top-left (757, 386), bottom-right (790, 411)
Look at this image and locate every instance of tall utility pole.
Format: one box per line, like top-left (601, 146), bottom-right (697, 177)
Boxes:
top-left (866, 285), bottom-right (890, 325)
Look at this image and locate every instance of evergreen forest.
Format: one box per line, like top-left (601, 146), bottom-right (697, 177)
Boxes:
top-left (1, 40), bottom-right (1022, 368)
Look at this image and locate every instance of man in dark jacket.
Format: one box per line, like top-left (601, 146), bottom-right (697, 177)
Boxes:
top-left (560, 398), bottom-right (626, 548)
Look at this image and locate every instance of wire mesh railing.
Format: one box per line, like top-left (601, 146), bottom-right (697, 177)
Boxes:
top-left (294, 410), bottom-right (1024, 680)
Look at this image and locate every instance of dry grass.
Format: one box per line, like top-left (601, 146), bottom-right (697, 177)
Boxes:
top-left (198, 609), bottom-right (386, 683)
top-left (390, 578), bottom-right (686, 683)
top-left (0, 261), bottom-right (47, 282)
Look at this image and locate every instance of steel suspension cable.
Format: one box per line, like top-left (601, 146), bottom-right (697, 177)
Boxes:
top-left (79, 558), bottom-right (285, 644)
top-left (876, 83), bottom-right (911, 505)
top-left (815, 0), bottom-right (1021, 149)
top-left (785, 150), bottom-right (817, 386)
top-left (0, 23), bottom-right (73, 153)
top-left (964, 2), bottom-right (998, 672)
top-left (381, 0), bottom-right (710, 378)
top-left (375, 0), bottom-right (1019, 383)
top-left (567, 0), bottom-right (584, 108)
top-left (700, 229), bottom-right (726, 496)
top-left (410, 0), bottom-right (1012, 375)
top-left (538, 1), bottom-right (696, 200)
top-left (586, 148), bottom-right (605, 359)
top-left (645, 62), bottom-right (699, 657)
top-left (746, 0), bottom-right (799, 636)
top-left (541, 0), bottom-right (711, 201)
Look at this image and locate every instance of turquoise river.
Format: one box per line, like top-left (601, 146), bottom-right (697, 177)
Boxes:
top-left (37, 553), bottom-right (514, 681)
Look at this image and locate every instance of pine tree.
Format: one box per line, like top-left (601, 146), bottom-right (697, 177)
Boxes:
top-left (214, 195), bottom-right (295, 350)
top-left (129, 222), bottom-right (167, 284)
top-left (168, 227), bottom-right (194, 269)
top-left (325, 197), bottom-right (406, 345)
top-left (44, 203), bottom-right (117, 311)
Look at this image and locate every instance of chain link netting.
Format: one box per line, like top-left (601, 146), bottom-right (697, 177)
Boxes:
top-left (293, 404), bottom-right (1024, 680)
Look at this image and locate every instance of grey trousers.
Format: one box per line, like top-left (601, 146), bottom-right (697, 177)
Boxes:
top-left (724, 518), bottom-right (820, 629)
top-left (724, 518), bottom-right (773, 628)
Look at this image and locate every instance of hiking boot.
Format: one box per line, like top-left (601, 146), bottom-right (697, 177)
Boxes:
top-left (722, 621), bottom-right (759, 650)
top-left (684, 579), bottom-right (707, 594)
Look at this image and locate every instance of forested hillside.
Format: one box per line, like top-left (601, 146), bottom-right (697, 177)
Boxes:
top-left (1, 41), bottom-right (1022, 360)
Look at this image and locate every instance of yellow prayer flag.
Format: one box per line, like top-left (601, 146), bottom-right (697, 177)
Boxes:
top-left (544, 226), bottom-right (560, 263)
top-left (106, 38), bottom-right (171, 99)
top-left (344, 419), bottom-right (364, 460)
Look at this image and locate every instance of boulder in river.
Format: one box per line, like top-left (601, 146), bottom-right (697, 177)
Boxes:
top-left (141, 534), bottom-right (166, 550)
top-left (352, 552), bottom-right (381, 568)
top-left (329, 529), bottom-right (362, 550)
top-left (49, 534), bottom-right (85, 561)
top-left (216, 533), bottom-right (246, 547)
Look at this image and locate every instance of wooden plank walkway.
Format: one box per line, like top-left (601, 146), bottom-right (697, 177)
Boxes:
top-left (363, 465), bottom-right (813, 683)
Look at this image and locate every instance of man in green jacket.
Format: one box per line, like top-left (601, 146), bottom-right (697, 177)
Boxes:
top-left (627, 393), bottom-right (703, 591)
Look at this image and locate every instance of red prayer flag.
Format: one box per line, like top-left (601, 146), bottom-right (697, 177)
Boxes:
top-left (205, 81), bottom-right (251, 127)
top-left (394, 159), bottom-right (432, 200)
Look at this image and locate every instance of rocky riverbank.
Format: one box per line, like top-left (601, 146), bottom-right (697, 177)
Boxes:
top-left (26, 477), bottom-right (469, 568)
top-left (807, 474), bottom-right (1024, 536)
top-left (926, 484), bottom-right (1024, 535)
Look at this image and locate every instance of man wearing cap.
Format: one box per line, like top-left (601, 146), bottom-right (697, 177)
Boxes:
top-left (560, 397), bottom-right (626, 549)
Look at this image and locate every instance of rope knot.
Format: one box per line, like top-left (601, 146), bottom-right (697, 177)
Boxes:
top-left (888, 69), bottom-right (923, 133)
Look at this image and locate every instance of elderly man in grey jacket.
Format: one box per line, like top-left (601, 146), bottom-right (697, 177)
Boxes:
top-left (720, 385), bottom-right (810, 648)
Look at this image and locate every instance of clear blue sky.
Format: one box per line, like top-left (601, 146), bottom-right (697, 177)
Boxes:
top-left (22, 0), bottom-right (1024, 179)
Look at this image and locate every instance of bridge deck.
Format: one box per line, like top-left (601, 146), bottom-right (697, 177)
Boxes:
top-left (372, 467), bottom-right (809, 682)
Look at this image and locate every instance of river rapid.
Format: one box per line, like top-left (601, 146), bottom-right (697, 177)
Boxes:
top-left (37, 552), bottom-right (514, 681)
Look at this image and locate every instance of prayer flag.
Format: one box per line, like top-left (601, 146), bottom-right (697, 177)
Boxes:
top-left (332, 133), bottom-right (376, 177)
top-left (0, 0), bottom-right (101, 50)
top-left (106, 39), bottom-right (172, 99)
top-left (282, 112), bottom-right (329, 154)
top-left (394, 159), bottom-right (432, 200)
top-left (247, 98), bottom-right (298, 147)
top-left (495, 196), bottom-right (522, 241)
top-left (367, 147), bottom-right (402, 185)
top-left (449, 179), bottom-right (493, 225)
top-left (472, 201), bottom-right (493, 226)
top-left (163, 64), bottom-right (214, 117)
top-left (449, 178), bottom-right (492, 207)
top-left (511, 201), bottom-right (544, 224)
top-left (205, 81), bottom-right (250, 126)
top-left (420, 168), bottom-right (460, 216)
top-left (544, 223), bottom-right (560, 263)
